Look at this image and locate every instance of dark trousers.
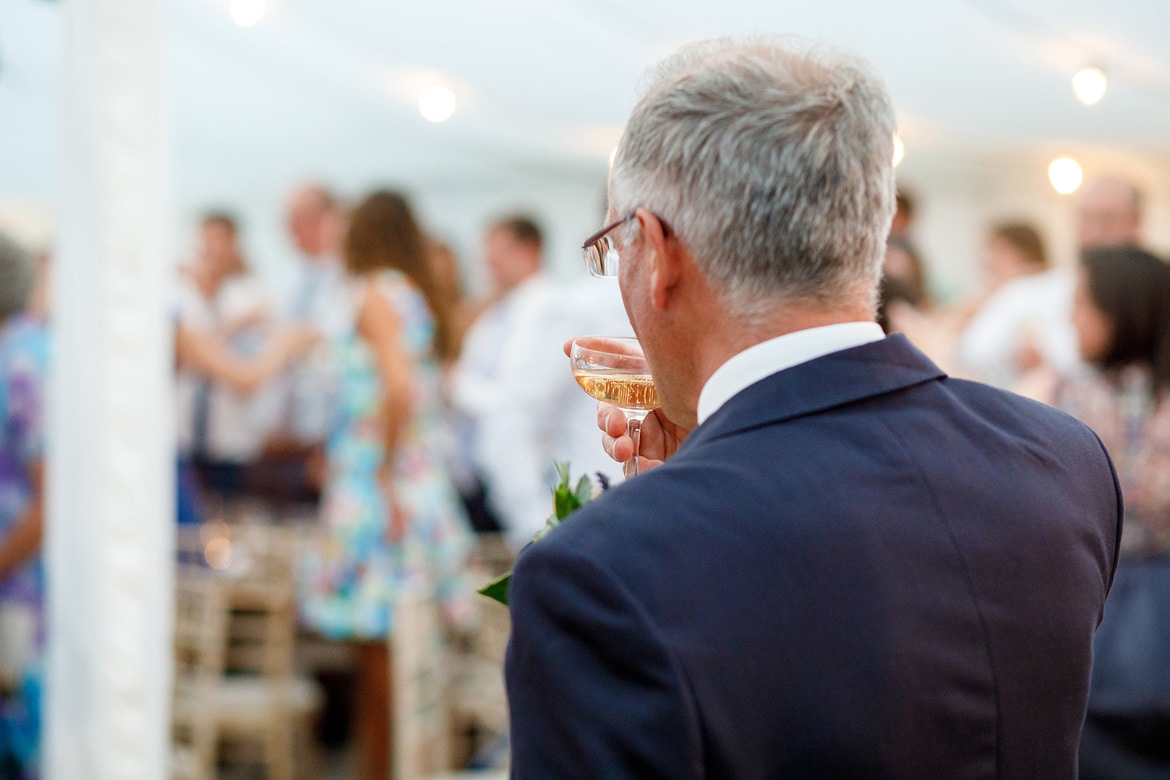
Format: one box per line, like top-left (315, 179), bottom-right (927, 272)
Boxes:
top-left (1080, 557), bottom-right (1170, 779)
top-left (459, 477), bottom-right (504, 534)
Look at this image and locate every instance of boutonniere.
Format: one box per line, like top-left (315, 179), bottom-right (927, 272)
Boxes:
top-left (477, 462), bottom-right (610, 607)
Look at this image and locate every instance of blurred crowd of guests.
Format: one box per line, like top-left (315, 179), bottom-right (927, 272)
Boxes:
top-left (168, 184), bottom-right (629, 777)
top-left (0, 172), bottom-right (1168, 776)
top-left (0, 182), bottom-right (632, 777)
top-left (173, 184), bottom-right (628, 543)
top-left (880, 176), bottom-right (1170, 777)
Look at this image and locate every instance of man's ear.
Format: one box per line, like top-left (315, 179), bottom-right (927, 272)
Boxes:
top-left (635, 208), bottom-right (680, 311)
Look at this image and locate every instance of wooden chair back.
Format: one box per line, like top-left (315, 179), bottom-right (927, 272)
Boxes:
top-left (172, 571), bottom-right (228, 779)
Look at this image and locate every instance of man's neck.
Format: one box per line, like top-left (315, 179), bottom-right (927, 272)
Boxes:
top-left (702, 301), bottom-right (870, 374)
top-left (686, 302), bottom-right (874, 416)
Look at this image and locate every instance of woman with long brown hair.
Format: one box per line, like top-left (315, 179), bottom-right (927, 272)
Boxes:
top-left (298, 190), bottom-right (473, 779)
top-left (1042, 245), bottom-right (1170, 777)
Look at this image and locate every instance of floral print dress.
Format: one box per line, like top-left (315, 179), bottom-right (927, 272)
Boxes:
top-left (1055, 366), bottom-right (1170, 555)
top-left (0, 315), bottom-right (48, 778)
top-left (299, 271), bottom-right (474, 639)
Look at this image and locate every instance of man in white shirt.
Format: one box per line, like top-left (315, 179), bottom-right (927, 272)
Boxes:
top-left (282, 184), bottom-right (349, 332)
top-left (452, 216), bottom-right (630, 548)
top-left (277, 183), bottom-right (349, 443)
top-left (253, 184), bottom-right (349, 504)
top-left (176, 212), bottom-right (278, 499)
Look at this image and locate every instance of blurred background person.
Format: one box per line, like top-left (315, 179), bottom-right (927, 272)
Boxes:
top-left (0, 232), bottom-right (47, 779)
top-left (451, 215), bottom-right (630, 549)
top-left (281, 182), bottom-right (349, 337)
top-left (952, 221), bottom-right (1052, 386)
top-left (888, 189), bottom-right (917, 243)
top-left (876, 274), bottom-right (925, 335)
top-left (884, 189), bottom-right (932, 321)
top-left (297, 190), bottom-right (474, 780)
top-left (174, 212), bottom-right (281, 507)
top-left (1022, 246), bottom-right (1170, 778)
top-left (1078, 175), bottom-right (1145, 250)
top-left (171, 318), bottom-right (315, 523)
top-left (259, 183), bottom-right (350, 508)
top-left (449, 216), bottom-right (548, 537)
top-left (881, 235), bottom-right (932, 314)
top-left (954, 176), bottom-right (1145, 389)
top-left (976, 221), bottom-right (1050, 302)
top-left (879, 194), bottom-right (959, 365)
top-left (174, 321), bottom-right (319, 516)
top-left (878, 236), bottom-right (955, 367)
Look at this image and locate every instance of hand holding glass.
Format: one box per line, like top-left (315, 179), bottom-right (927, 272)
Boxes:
top-left (570, 336), bottom-right (659, 477)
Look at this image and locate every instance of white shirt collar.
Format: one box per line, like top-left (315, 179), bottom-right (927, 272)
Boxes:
top-left (696, 322), bottom-right (886, 425)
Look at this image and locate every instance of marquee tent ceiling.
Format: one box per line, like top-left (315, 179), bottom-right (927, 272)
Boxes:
top-left (2, 0), bottom-right (1169, 204)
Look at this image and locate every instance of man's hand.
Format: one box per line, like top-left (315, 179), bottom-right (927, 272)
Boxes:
top-left (598, 403), bottom-right (690, 475)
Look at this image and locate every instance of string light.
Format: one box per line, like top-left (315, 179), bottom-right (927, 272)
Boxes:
top-left (418, 84), bottom-right (457, 123)
top-left (1048, 157), bottom-right (1083, 194)
top-left (228, 0), bottom-right (267, 28)
top-left (1072, 67), bottom-right (1107, 106)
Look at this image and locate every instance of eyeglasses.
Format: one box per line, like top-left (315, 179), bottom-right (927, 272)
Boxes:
top-left (580, 211), bottom-right (671, 278)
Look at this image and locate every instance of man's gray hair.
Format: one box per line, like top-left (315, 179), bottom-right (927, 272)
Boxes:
top-left (610, 37), bottom-right (897, 317)
top-left (0, 232), bottom-right (34, 322)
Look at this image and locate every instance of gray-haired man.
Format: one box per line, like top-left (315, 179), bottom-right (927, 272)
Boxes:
top-left (505, 37), bottom-right (1120, 778)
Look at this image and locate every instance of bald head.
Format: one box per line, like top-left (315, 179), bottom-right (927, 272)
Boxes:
top-left (287, 182), bottom-right (343, 260)
top-left (1077, 176), bottom-right (1143, 249)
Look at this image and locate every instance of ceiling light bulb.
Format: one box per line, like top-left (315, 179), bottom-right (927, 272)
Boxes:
top-left (1048, 157), bottom-right (1083, 195)
top-left (892, 135), bottom-right (905, 167)
top-left (1072, 67), bottom-right (1107, 107)
top-left (229, 0), bottom-right (267, 28)
top-left (418, 85), bottom-right (456, 123)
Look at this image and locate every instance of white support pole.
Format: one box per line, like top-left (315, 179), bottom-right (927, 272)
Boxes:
top-left (46, 1), bottom-right (174, 778)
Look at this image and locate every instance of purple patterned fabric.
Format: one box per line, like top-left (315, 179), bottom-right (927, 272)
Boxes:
top-left (0, 314), bottom-right (47, 776)
top-left (0, 315), bottom-right (46, 624)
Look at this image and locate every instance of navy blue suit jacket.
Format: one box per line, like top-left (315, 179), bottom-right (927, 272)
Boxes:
top-left (505, 335), bottom-right (1122, 778)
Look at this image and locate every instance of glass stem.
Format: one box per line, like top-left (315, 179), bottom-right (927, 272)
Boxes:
top-left (625, 415), bottom-right (642, 478)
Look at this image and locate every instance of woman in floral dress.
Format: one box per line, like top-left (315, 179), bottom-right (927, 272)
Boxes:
top-left (1045, 246), bottom-right (1170, 776)
top-left (0, 234), bottom-right (47, 779)
top-left (299, 191), bottom-right (473, 779)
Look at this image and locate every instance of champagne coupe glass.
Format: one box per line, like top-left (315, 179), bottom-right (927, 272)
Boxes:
top-left (569, 336), bottom-right (660, 477)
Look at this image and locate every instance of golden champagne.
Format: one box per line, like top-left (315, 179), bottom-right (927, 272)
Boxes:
top-left (574, 371), bottom-right (660, 411)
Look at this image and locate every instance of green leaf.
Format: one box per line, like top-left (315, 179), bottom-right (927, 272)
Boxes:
top-left (477, 573), bottom-right (511, 606)
top-left (554, 488), bottom-right (576, 521)
top-left (574, 474), bottom-right (593, 506)
top-left (552, 460), bottom-right (579, 520)
top-left (553, 461), bottom-right (571, 487)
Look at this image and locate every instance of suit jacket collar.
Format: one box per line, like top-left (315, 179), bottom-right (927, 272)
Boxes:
top-left (681, 334), bottom-right (946, 451)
